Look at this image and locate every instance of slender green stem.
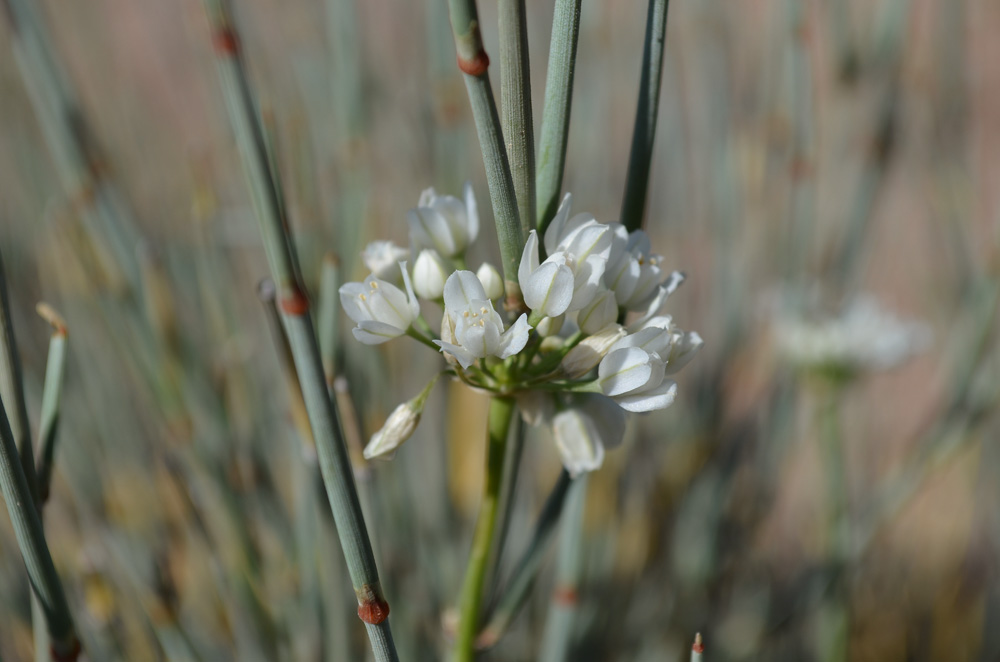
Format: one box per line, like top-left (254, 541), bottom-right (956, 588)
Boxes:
top-left (486, 416), bottom-right (527, 595)
top-left (453, 397), bottom-right (515, 662)
top-left (539, 472), bottom-right (587, 661)
top-left (479, 469), bottom-right (573, 648)
top-left (0, 400), bottom-right (78, 659)
top-left (817, 388), bottom-right (849, 662)
top-left (34, 305), bottom-right (68, 505)
top-left (316, 253), bottom-right (342, 387)
top-left (446, 0), bottom-right (525, 305)
top-left (406, 327), bottom-right (441, 352)
top-left (535, 0), bottom-right (582, 234)
top-left (0, 250), bottom-right (39, 501)
top-left (498, 0), bottom-right (535, 239)
top-left (620, 0), bottom-right (670, 232)
top-left (201, 3), bottom-right (397, 658)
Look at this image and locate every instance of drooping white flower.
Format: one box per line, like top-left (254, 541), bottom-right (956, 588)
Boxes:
top-left (597, 345), bottom-right (678, 413)
top-left (577, 287), bottom-right (618, 335)
top-left (361, 240), bottom-right (409, 283)
top-left (407, 183), bottom-right (479, 258)
top-left (624, 315), bottom-right (704, 374)
top-left (552, 394), bottom-right (626, 476)
top-left (476, 262), bottom-right (504, 300)
top-left (518, 230), bottom-right (574, 317)
top-left (364, 402), bottom-right (420, 459)
top-left (413, 249), bottom-right (449, 300)
top-left (434, 271), bottom-right (531, 369)
top-left (340, 266), bottom-right (420, 345)
top-left (561, 323), bottom-right (627, 378)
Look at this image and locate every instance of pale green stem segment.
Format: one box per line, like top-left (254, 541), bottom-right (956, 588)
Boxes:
top-left (200, 3), bottom-right (397, 659)
top-left (453, 396), bottom-right (516, 661)
top-left (446, 0), bottom-right (525, 304)
top-left (317, 253), bottom-right (342, 387)
top-left (621, 0), bottom-right (670, 232)
top-left (0, 252), bottom-right (39, 501)
top-left (35, 313), bottom-right (68, 505)
top-left (479, 469), bottom-right (573, 648)
top-left (818, 389), bottom-right (849, 662)
top-left (0, 399), bottom-right (78, 659)
top-left (535, 0), bottom-right (582, 235)
top-left (498, 0), bottom-right (535, 240)
top-left (539, 472), bottom-right (587, 661)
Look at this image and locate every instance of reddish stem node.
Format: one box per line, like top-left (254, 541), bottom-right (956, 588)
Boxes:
top-left (356, 586), bottom-right (391, 625)
top-left (552, 585), bottom-right (578, 606)
top-left (457, 51), bottom-right (490, 77)
top-left (50, 639), bottom-right (81, 662)
top-left (212, 27), bottom-right (240, 56)
top-left (280, 287), bottom-right (309, 316)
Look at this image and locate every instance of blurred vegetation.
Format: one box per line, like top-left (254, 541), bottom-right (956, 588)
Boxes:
top-left (0, 0), bottom-right (998, 660)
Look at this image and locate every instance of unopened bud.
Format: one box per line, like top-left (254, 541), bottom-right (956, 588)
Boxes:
top-left (413, 249), bottom-right (449, 300)
top-left (476, 262), bottom-right (504, 300)
top-left (560, 324), bottom-right (627, 378)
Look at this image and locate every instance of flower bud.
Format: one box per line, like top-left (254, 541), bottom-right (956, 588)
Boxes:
top-left (560, 324), bottom-right (627, 378)
top-left (363, 402), bottom-right (420, 459)
top-left (476, 262), bottom-right (504, 300)
top-left (413, 249), bottom-right (449, 300)
top-left (536, 314), bottom-right (565, 338)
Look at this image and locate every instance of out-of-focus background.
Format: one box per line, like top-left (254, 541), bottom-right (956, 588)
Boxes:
top-left (1, 0), bottom-right (998, 660)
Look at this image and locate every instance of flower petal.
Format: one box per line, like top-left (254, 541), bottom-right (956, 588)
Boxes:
top-left (543, 193), bottom-right (573, 255)
top-left (353, 320), bottom-right (405, 345)
top-left (518, 230), bottom-right (541, 290)
top-left (498, 314), bottom-right (531, 358)
top-left (598, 347), bottom-right (654, 396)
top-left (464, 181), bottom-right (480, 244)
top-left (615, 380), bottom-right (677, 413)
top-left (443, 270), bottom-right (488, 311)
top-left (433, 340), bottom-right (478, 369)
top-left (552, 408), bottom-right (605, 476)
top-left (523, 260), bottom-right (574, 317)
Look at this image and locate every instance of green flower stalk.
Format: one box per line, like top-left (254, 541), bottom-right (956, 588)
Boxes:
top-left (535, 0), bottom-right (582, 235)
top-left (621, 0), bottom-right (671, 232)
top-left (33, 303), bottom-right (68, 506)
top-left (200, 2), bottom-right (398, 659)
top-left (446, 0), bottom-right (525, 305)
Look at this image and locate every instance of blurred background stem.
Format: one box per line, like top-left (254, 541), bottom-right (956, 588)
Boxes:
top-left (539, 473), bottom-right (587, 661)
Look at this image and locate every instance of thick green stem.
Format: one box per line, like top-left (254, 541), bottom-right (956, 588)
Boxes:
top-left (620, 0), bottom-right (670, 232)
top-left (498, 0), bottom-right (535, 239)
top-left (446, 0), bottom-right (525, 304)
top-left (201, 3), bottom-right (397, 658)
top-left (453, 396), bottom-right (515, 661)
top-left (535, 0), bottom-right (582, 234)
top-left (35, 309), bottom-right (69, 505)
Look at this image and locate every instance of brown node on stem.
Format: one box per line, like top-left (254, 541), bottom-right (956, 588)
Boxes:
top-left (36, 302), bottom-right (68, 336)
top-left (280, 286), bottom-right (310, 315)
top-left (458, 50), bottom-right (490, 77)
top-left (212, 26), bottom-right (240, 56)
top-left (692, 632), bottom-right (705, 654)
top-left (50, 638), bottom-right (82, 662)
top-left (552, 585), bottom-right (578, 606)
top-left (356, 583), bottom-right (391, 624)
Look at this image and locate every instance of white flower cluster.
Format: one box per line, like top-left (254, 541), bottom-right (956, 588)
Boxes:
top-left (340, 187), bottom-right (702, 475)
top-left (774, 294), bottom-right (931, 374)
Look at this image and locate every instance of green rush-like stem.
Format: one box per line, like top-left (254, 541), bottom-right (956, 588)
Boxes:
top-left (201, 3), bottom-right (398, 659)
top-left (316, 253), bottom-right (341, 387)
top-left (485, 416), bottom-right (527, 600)
top-left (406, 327), bottom-right (441, 352)
top-left (535, 0), bottom-right (582, 235)
top-left (498, 0), bottom-right (535, 239)
top-left (453, 396), bottom-right (516, 661)
top-left (620, 0), bottom-right (671, 233)
top-left (446, 0), bottom-right (525, 304)
top-left (0, 400), bottom-right (79, 659)
top-left (539, 471), bottom-right (588, 661)
top-left (0, 250), bottom-right (39, 501)
top-left (478, 469), bottom-right (573, 649)
top-left (34, 304), bottom-right (68, 506)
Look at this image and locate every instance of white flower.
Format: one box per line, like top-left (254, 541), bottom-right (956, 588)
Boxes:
top-left (604, 226), bottom-right (670, 310)
top-left (407, 183), bottom-right (479, 258)
top-left (576, 287), bottom-right (618, 335)
top-left (518, 227), bottom-right (611, 317)
top-left (339, 265), bottom-right (420, 345)
top-left (597, 345), bottom-right (678, 413)
top-left (560, 324), bottom-right (627, 378)
top-left (476, 262), bottom-right (504, 300)
top-left (413, 249), bottom-right (449, 300)
top-left (552, 395), bottom-right (625, 476)
top-left (774, 295), bottom-right (931, 372)
top-left (434, 271), bottom-right (531, 369)
top-left (364, 402), bottom-right (420, 459)
top-left (630, 270), bottom-right (686, 328)
top-left (616, 315), bottom-right (704, 374)
top-left (361, 241), bottom-right (409, 283)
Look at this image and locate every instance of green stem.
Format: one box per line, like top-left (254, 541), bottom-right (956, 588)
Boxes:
top-left (479, 469), bottom-right (573, 648)
top-left (453, 396), bottom-right (516, 661)
top-left (34, 308), bottom-right (68, 505)
top-left (498, 0), bottom-right (535, 239)
top-left (201, 3), bottom-right (398, 658)
top-left (446, 0), bottom-right (525, 304)
top-left (535, 0), bottom-right (582, 234)
top-left (406, 327), bottom-right (441, 352)
top-left (539, 472), bottom-right (588, 661)
top-left (317, 254), bottom-right (342, 388)
top-left (620, 0), bottom-right (671, 232)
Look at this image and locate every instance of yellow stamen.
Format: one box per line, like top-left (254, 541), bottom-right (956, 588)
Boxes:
top-left (359, 293), bottom-right (367, 301)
